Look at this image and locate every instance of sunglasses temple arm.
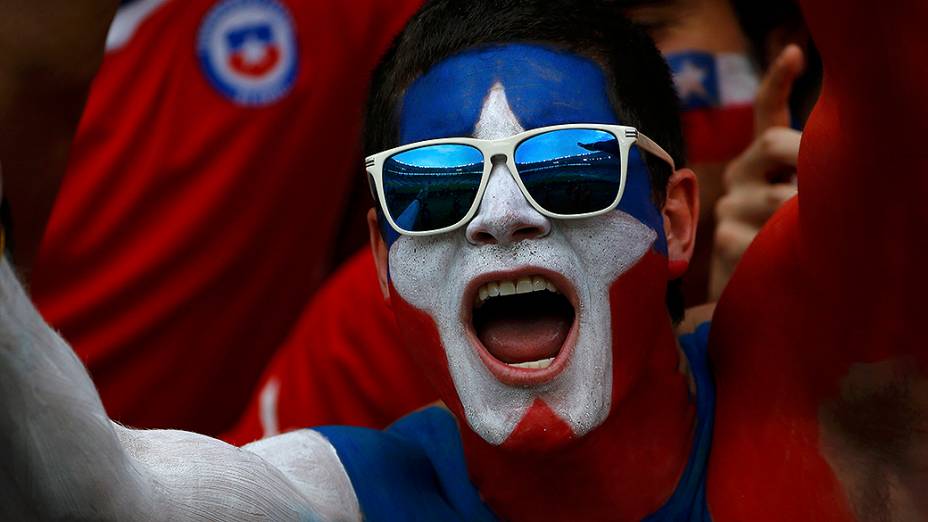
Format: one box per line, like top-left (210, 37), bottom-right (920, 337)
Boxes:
top-left (636, 132), bottom-right (676, 171)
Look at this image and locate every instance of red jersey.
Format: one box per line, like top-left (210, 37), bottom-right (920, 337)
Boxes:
top-left (31, 0), bottom-right (423, 435)
top-left (224, 248), bottom-right (436, 445)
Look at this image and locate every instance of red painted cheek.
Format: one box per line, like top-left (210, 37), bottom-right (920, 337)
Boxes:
top-left (609, 248), bottom-right (675, 408)
top-left (388, 284), bottom-right (466, 419)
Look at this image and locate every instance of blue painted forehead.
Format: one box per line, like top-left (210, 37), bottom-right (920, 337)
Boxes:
top-left (399, 43), bottom-right (620, 145)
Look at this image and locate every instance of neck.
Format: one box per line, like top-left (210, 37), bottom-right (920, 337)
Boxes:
top-left (461, 255), bottom-right (697, 521)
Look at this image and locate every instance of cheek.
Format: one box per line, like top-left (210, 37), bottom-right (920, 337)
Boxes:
top-left (388, 284), bottom-right (466, 418)
top-left (617, 148), bottom-right (667, 254)
top-left (608, 248), bottom-right (673, 406)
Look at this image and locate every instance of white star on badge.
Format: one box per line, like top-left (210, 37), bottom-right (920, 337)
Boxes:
top-left (240, 36), bottom-right (268, 65)
top-left (673, 60), bottom-right (709, 100)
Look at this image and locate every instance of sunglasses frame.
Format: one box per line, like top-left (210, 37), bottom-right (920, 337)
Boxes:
top-left (365, 123), bottom-right (676, 237)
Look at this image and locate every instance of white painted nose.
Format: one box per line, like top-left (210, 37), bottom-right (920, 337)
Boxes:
top-left (465, 158), bottom-right (551, 245)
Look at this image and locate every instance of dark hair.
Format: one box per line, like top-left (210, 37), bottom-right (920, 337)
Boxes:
top-left (364, 0), bottom-right (686, 322)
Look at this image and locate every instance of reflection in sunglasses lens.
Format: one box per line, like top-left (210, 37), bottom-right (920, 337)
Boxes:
top-left (515, 129), bottom-right (622, 215)
top-left (382, 144), bottom-right (484, 232)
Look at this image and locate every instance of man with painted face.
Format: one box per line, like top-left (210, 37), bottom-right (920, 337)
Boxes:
top-left (3, 0), bottom-right (928, 521)
top-left (331, 5), bottom-right (705, 517)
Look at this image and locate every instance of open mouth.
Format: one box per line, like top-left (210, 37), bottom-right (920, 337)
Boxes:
top-left (465, 269), bottom-right (578, 386)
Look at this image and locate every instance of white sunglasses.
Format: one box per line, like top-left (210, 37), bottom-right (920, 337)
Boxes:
top-left (365, 123), bottom-right (675, 236)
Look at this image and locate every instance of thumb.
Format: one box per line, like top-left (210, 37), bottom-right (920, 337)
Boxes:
top-left (754, 44), bottom-right (805, 134)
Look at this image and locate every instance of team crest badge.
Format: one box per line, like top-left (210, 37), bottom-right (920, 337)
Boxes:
top-left (197, 0), bottom-right (298, 106)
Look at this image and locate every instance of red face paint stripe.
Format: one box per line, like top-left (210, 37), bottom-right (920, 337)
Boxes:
top-left (501, 399), bottom-right (575, 451)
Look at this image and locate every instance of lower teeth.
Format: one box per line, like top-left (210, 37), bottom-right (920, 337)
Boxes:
top-left (507, 357), bottom-right (555, 370)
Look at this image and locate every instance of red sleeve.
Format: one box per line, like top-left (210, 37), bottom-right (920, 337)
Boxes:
top-left (223, 248), bottom-right (436, 445)
top-left (34, 0), bottom-right (425, 436)
top-left (707, 0), bottom-right (928, 518)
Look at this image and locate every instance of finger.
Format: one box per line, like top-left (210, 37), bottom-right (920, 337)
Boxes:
top-left (724, 127), bottom-right (802, 187)
top-left (716, 183), bottom-right (798, 226)
top-left (755, 44), bottom-right (805, 133)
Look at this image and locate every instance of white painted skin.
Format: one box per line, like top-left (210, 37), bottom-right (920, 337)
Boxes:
top-left (0, 257), bottom-right (360, 521)
top-left (388, 83), bottom-right (656, 445)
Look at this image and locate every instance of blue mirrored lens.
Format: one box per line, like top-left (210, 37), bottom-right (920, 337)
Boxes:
top-left (514, 129), bottom-right (622, 215)
top-left (382, 144), bottom-right (484, 232)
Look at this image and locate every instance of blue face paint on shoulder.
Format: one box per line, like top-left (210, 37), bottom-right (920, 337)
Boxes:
top-left (393, 43), bottom-right (667, 253)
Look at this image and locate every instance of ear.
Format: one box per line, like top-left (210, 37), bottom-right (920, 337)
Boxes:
top-left (662, 168), bottom-right (699, 279)
top-left (367, 208), bottom-right (391, 299)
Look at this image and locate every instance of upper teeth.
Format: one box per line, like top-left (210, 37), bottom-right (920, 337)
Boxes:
top-left (508, 357), bottom-right (555, 370)
top-left (476, 275), bottom-right (558, 305)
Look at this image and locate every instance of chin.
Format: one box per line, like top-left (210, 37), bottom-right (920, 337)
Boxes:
top-left (388, 211), bottom-right (657, 449)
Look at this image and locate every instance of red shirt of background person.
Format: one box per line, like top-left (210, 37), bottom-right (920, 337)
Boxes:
top-left (225, 249), bottom-right (432, 444)
top-left (29, 0), bottom-right (423, 435)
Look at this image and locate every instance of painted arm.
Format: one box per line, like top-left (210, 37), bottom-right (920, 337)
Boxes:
top-left (794, 0), bottom-right (928, 340)
top-left (709, 0), bottom-right (928, 519)
top-left (0, 0), bottom-right (118, 275)
top-left (0, 256), bottom-right (359, 520)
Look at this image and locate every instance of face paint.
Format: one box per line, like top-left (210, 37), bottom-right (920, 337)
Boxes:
top-left (387, 44), bottom-right (669, 449)
top-left (394, 44), bottom-right (666, 249)
top-left (666, 50), bottom-right (758, 164)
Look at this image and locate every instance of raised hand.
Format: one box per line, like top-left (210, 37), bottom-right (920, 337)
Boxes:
top-left (708, 44), bottom-right (804, 301)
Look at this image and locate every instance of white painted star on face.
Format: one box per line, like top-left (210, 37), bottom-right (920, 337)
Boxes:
top-left (473, 82), bottom-right (525, 140)
top-left (673, 60), bottom-right (710, 101)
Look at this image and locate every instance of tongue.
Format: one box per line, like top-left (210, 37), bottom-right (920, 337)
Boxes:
top-left (477, 312), bottom-right (570, 364)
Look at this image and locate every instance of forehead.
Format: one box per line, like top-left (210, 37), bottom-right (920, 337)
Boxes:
top-left (398, 44), bottom-right (620, 145)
